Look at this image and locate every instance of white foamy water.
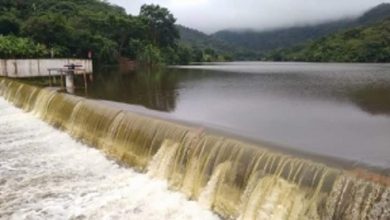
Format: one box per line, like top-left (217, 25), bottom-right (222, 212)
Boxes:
top-left (0, 98), bottom-right (219, 220)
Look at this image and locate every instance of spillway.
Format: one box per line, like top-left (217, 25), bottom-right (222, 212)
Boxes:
top-left (0, 78), bottom-right (389, 220)
top-left (0, 97), bottom-right (218, 220)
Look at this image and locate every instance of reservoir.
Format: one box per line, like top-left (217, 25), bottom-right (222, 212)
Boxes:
top-left (80, 62), bottom-right (390, 169)
top-left (1, 63), bottom-right (389, 219)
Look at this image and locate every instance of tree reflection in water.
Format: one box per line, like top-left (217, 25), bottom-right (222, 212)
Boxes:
top-left (350, 86), bottom-right (390, 116)
top-left (80, 66), bottom-right (180, 112)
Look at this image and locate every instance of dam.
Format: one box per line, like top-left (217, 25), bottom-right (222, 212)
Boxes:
top-left (0, 97), bottom-right (217, 220)
top-left (0, 77), bottom-right (389, 219)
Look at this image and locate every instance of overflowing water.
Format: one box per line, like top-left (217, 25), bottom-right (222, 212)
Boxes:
top-left (0, 97), bottom-right (219, 220)
top-left (81, 62), bottom-right (390, 168)
top-left (0, 78), bottom-right (389, 219)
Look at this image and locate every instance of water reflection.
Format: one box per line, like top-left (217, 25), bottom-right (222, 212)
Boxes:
top-left (82, 64), bottom-right (390, 117)
top-left (78, 64), bottom-right (390, 115)
top-left (350, 86), bottom-right (390, 116)
top-left (78, 67), bottom-right (179, 112)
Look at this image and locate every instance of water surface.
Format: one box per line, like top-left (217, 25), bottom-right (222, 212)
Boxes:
top-left (79, 62), bottom-right (390, 169)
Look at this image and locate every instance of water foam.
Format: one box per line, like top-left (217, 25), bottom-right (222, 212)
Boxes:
top-left (0, 97), bottom-right (219, 220)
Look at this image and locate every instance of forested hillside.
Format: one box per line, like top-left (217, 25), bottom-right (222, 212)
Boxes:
top-left (266, 18), bottom-right (390, 62)
top-left (175, 25), bottom-right (237, 61)
top-left (177, 25), bottom-right (233, 53)
top-left (213, 19), bottom-right (353, 54)
top-left (177, 25), bottom-right (260, 62)
top-left (1, 1), bottom-right (388, 63)
top-left (357, 3), bottom-right (390, 25)
top-left (0, 0), bottom-right (223, 64)
top-left (212, 3), bottom-right (390, 57)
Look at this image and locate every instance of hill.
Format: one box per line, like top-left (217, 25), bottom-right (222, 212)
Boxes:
top-left (212, 19), bottom-right (354, 54)
top-left (177, 25), bottom-right (259, 60)
top-left (358, 3), bottom-right (390, 25)
top-left (266, 18), bottom-right (390, 62)
top-left (212, 3), bottom-right (390, 57)
top-left (177, 25), bottom-right (233, 52)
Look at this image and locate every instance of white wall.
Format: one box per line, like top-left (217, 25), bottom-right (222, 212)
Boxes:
top-left (0, 59), bottom-right (93, 78)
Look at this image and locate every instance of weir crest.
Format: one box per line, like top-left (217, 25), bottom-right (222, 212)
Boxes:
top-left (0, 78), bottom-right (389, 220)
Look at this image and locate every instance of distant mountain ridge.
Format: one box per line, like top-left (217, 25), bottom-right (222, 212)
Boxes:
top-left (212, 19), bottom-right (354, 55)
top-left (212, 3), bottom-right (390, 55)
top-left (177, 25), bottom-right (258, 60)
top-left (358, 3), bottom-right (390, 25)
top-left (266, 17), bottom-right (390, 62)
top-left (178, 3), bottom-right (390, 60)
top-left (176, 25), bottom-right (239, 53)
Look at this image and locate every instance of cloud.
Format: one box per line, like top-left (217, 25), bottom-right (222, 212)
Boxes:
top-left (108, 0), bottom-right (390, 33)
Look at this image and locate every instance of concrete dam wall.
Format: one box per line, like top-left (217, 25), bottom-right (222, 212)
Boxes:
top-left (0, 78), bottom-right (389, 220)
top-left (0, 59), bottom-right (93, 78)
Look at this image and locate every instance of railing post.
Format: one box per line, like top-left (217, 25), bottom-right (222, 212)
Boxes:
top-left (65, 69), bottom-right (75, 93)
top-left (60, 70), bottom-right (64, 89)
top-left (48, 70), bottom-right (52, 87)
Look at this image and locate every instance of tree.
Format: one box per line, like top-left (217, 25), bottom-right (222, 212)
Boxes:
top-left (139, 4), bottom-right (179, 48)
top-left (176, 45), bottom-right (192, 64)
top-left (0, 1), bottom-right (198, 64)
top-left (0, 35), bottom-right (48, 58)
top-left (0, 15), bottom-right (20, 35)
top-left (161, 46), bottom-right (179, 64)
top-left (138, 44), bottom-right (162, 65)
top-left (191, 47), bottom-right (204, 62)
top-left (21, 13), bottom-right (72, 47)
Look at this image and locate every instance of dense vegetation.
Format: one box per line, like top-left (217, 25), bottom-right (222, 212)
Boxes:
top-left (266, 18), bottom-right (390, 62)
top-left (177, 3), bottom-right (390, 61)
top-left (214, 3), bottom-right (390, 60)
top-left (177, 25), bottom-right (237, 61)
top-left (1, 1), bottom-right (388, 63)
top-left (357, 3), bottom-right (390, 25)
top-left (212, 19), bottom-right (354, 57)
top-left (0, 35), bottom-right (48, 58)
top-left (0, 0), bottom-right (228, 64)
top-left (177, 25), bottom-right (260, 61)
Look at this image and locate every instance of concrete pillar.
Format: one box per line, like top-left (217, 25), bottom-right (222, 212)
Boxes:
top-left (65, 71), bottom-right (75, 93)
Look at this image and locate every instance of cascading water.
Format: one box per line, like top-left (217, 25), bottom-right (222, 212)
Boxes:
top-left (0, 96), bottom-right (218, 220)
top-left (0, 78), bottom-right (389, 220)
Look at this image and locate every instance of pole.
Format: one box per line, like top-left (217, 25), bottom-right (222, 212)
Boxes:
top-left (48, 70), bottom-right (52, 87)
top-left (83, 71), bottom-right (88, 89)
top-left (60, 70), bottom-right (64, 89)
top-left (65, 69), bottom-right (75, 93)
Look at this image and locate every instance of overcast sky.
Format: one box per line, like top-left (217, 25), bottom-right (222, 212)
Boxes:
top-left (108, 0), bottom-right (389, 33)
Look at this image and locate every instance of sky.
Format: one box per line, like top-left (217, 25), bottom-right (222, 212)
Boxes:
top-left (108, 0), bottom-right (389, 33)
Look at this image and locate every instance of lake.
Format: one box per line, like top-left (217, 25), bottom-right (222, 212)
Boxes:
top-left (77, 62), bottom-right (390, 169)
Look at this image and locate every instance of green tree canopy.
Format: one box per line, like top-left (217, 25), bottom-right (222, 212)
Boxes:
top-left (266, 18), bottom-right (390, 63)
top-left (140, 4), bottom-right (179, 48)
top-left (0, 35), bottom-right (48, 58)
top-left (0, 15), bottom-right (20, 35)
top-left (0, 0), bottom-right (225, 64)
